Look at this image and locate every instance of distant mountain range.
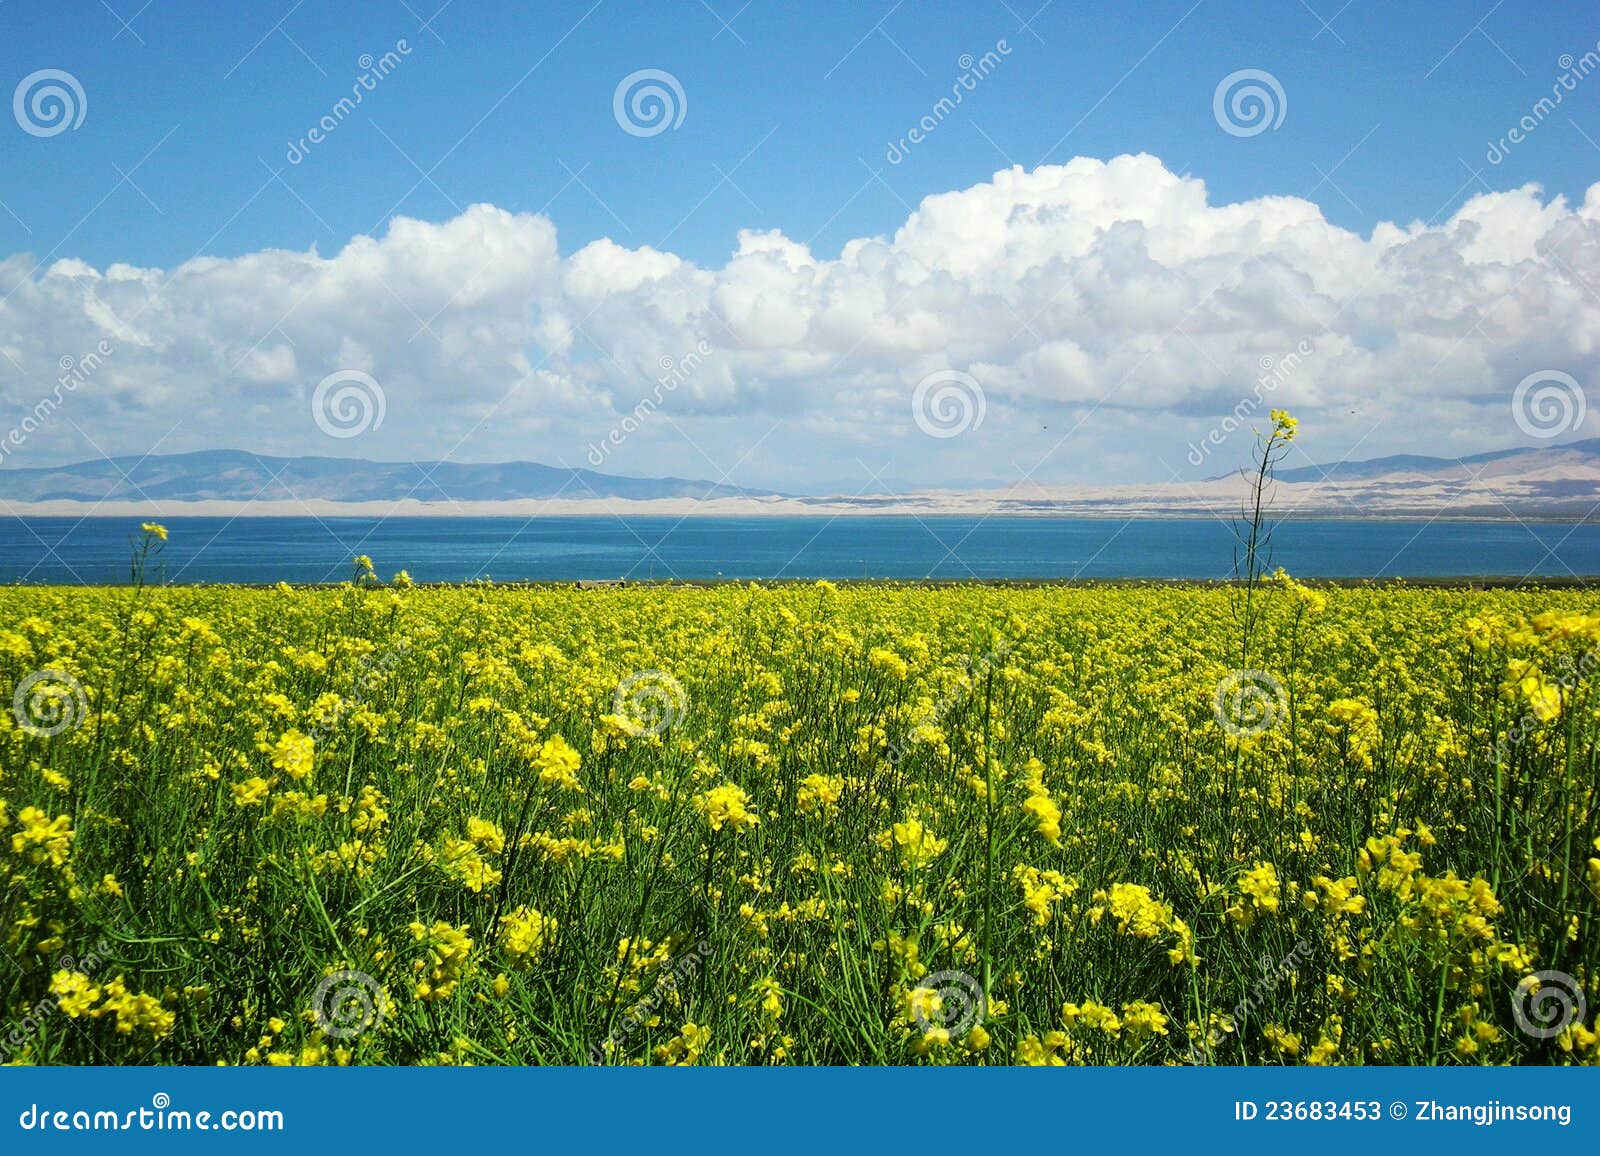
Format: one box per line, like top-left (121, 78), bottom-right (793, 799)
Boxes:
top-left (0, 440), bottom-right (1596, 519)
top-left (0, 449), bottom-right (775, 504)
top-left (1269, 438), bottom-right (1600, 489)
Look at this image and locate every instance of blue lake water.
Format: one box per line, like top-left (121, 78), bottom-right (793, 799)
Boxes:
top-left (2, 516), bottom-right (1598, 585)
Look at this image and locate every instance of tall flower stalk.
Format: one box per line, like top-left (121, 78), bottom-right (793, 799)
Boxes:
top-left (1232, 410), bottom-right (1297, 669)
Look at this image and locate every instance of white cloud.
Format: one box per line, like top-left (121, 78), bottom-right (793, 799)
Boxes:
top-left (1, 153), bottom-right (1598, 490)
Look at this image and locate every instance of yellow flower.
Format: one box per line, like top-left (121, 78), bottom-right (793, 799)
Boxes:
top-left (693, 783), bottom-right (759, 832)
top-left (409, 920), bottom-right (473, 1001)
top-left (533, 735), bottom-right (583, 791)
top-left (10, 807), bottom-right (74, 868)
top-left (266, 730), bottom-right (315, 781)
top-left (139, 522), bottom-right (168, 541)
top-left (654, 1022), bottom-right (712, 1065)
top-left (1021, 793), bottom-right (1063, 846)
top-left (1062, 999), bottom-right (1121, 1034)
top-left (1308, 874), bottom-right (1365, 915)
top-left (879, 818), bottom-right (946, 870)
top-left (1120, 1000), bottom-right (1169, 1038)
top-left (796, 773), bottom-right (845, 814)
top-left (1227, 862), bottom-right (1281, 925)
top-left (1518, 674), bottom-right (1563, 721)
top-left (466, 817), bottom-right (505, 854)
top-left (441, 838), bottom-right (501, 893)
top-left (1094, 882), bottom-right (1171, 939)
top-left (1013, 864), bottom-right (1077, 925)
top-left (751, 976), bottom-right (783, 1020)
top-left (49, 970), bottom-right (102, 1017)
top-left (1326, 698), bottom-right (1376, 727)
top-left (499, 906), bottom-right (554, 966)
top-left (96, 976), bottom-right (175, 1037)
top-left (231, 777), bottom-right (271, 807)
top-left (868, 648), bottom-right (909, 679)
top-left (1016, 1034), bottom-right (1068, 1065)
top-left (1262, 1023), bottom-right (1300, 1056)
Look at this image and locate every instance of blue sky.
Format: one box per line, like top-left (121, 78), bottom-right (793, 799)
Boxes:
top-left (3, 0), bottom-right (1596, 266)
top-left (2, 0), bottom-right (1599, 492)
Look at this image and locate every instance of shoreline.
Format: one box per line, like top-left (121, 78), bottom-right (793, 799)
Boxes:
top-left (0, 498), bottom-right (1597, 523)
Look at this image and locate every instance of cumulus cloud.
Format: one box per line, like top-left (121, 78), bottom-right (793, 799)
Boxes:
top-left (1, 153), bottom-right (1597, 489)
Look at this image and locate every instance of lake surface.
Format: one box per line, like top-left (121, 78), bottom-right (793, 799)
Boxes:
top-left (2, 516), bottom-right (1598, 585)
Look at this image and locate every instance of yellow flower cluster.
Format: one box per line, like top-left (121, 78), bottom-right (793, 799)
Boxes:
top-left (1090, 883), bottom-right (1195, 965)
top-left (50, 971), bottom-right (175, 1037)
top-left (796, 773), bottom-right (844, 814)
top-left (694, 783), bottom-right (759, 832)
top-left (498, 906), bottom-right (554, 966)
top-left (1227, 862), bottom-right (1282, 926)
top-left (879, 817), bottom-right (947, 870)
top-left (533, 735), bottom-right (583, 791)
top-left (410, 921), bottom-right (473, 1002)
top-left (11, 808), bottom-right (74, 869)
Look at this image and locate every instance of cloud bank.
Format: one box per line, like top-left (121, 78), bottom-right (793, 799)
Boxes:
top-left (2, 153), bottom-right (1598, 490)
